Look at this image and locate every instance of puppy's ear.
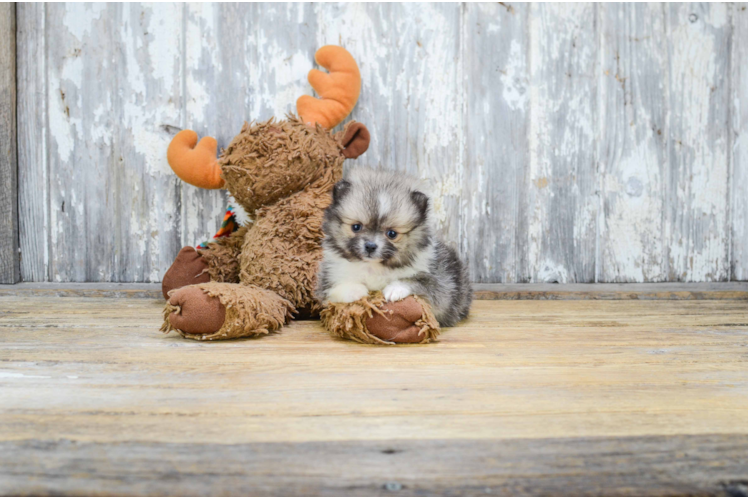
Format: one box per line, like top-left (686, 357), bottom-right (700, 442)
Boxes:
top-left (332, 180), bottom-right (352, 204)
top-left (410, 190), bottom-right (429, 221)
top-left (340, 122), bottom-right (370, 159)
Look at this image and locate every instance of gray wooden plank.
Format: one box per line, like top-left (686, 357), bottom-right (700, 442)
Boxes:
top-left (38, 4), bottom-right (187, 282)
top-left (732, 3), bottom-right (748, 280)
top-left (462, 2), bottom-right (529, 283)
top-left (1, 435), bottom-right (746, 496)
top-left (0, 2), bottom-right (19, 284)
top-left (45, 4), bottom-right (117, 281)
top-left (598, 4), bottom-right (669, 282)
top-left (114, 4), bottom-right (185, 282)
top-left (666, 3), bottom-right (731, 281)
top-left (16, 4), bottom-right (48, 282)
top-left (521, 3), bottom-right (599, 284)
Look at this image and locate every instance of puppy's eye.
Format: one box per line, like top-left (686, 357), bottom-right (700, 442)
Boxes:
top-left (351, 224), bottom-right (362, 233)
top-left (386, 229), bottom-right (398, 239)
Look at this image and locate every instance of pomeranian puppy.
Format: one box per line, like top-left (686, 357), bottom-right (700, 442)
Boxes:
top-left (316, 168), bottom-right (471, 327)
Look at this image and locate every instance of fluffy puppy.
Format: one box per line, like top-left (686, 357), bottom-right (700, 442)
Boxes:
top-left (317, 168), bottom-right (471, 327)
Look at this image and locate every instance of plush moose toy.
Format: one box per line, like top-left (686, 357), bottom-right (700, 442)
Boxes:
top-left (160, 46), bottom-right (440, 344)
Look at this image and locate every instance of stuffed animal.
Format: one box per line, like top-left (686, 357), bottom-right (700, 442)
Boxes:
top-left (160, 46), bottom-right (440, 344)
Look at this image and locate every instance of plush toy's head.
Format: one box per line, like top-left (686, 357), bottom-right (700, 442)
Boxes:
top-left (219, 116), bottom-right (369, 214)
top-left (166, 45), bottom-right (370, 215)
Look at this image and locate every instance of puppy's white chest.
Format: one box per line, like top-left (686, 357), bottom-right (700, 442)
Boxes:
top-left (359, 263), bottom-right (402, 291)
top-left (331, 260), bottom-right (415, 292)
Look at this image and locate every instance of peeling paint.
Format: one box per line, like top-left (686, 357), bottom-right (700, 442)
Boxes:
top-left (500, 39), bottom-right (528, 112)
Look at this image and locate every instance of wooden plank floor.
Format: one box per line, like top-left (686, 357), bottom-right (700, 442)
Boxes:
top-left (1, 293), bottom-right (748, 495)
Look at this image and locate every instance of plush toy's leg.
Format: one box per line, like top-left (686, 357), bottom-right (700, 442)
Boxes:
top-left (161, 282), bottom-right (294, 341)
top-left (320, 293), bottom-right (440, 345)
top-left (161, 247), bottom-right (210, 299)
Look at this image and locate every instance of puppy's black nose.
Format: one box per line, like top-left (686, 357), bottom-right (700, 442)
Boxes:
top-left (364, 241), bottom-right (378, 253)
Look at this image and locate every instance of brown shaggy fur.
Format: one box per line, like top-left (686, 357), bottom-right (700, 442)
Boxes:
top-left (162, 115), bottom-right (349, 340)
top-left (220, 117), bottom-right (344, 215)
top-left (199, 226), bottom-right (248, 284)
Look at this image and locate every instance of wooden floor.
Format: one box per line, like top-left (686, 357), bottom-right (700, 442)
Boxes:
top-left (1, 291), bottom-right (748, 495)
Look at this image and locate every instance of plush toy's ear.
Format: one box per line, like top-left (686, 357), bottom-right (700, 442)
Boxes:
top-left (340, 122), bottom-right (370, 159)
top-left (332, 180), bottom-right (352, 204)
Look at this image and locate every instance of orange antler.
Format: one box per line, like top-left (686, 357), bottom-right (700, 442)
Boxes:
top-left (167, 130), bottom-right (225, 189)
top-left (297, 46), bottom-right (361, 129)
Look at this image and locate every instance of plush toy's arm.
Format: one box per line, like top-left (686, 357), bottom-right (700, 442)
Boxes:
top-left (321, 293), bottom-right (440, 345)
top-left (197, 225), bottom-right (249, 284)
top-left (161, 224), bottom-right (248, 299)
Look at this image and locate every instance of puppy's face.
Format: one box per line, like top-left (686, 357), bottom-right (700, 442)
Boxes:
top-left (323, 178), bottom-right (432, 268)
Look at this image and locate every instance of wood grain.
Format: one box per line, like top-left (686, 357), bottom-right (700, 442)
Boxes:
top-left (2, 435), bottom-right (747, 496)
top-left (0, 2), bottom-right (18, 284)
top-left (1, 296), bottom-right (748, 494)
top-left (16, 4), bottom-right (48, 282)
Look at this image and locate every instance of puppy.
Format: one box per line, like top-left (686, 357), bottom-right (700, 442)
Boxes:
top-left (316, 168), bottom-right (471, 327)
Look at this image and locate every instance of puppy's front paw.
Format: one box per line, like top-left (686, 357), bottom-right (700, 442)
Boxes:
top-left (327, 283), bottom-right (369, 303)
top-left (383, 281), bottom-right (412, 302)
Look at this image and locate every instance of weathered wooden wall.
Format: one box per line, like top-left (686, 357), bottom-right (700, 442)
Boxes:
top-left (14, 3), bottom-right (748, 283)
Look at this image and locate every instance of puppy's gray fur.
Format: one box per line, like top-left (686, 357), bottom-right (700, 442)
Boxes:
top-left (317, 168), bottom-right (471, 327)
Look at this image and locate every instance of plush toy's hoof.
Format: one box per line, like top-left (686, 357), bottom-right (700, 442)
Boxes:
top-left (161, 246), bottom-right (210, 299)
top-left (162, 282), bottom-right (293, 341)
top-left (165, 286), bottom-right (226, 335)
top-left (365, 297), bottom-right (429, 343)
top-left (320, 293), bottom-right (440, 345)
